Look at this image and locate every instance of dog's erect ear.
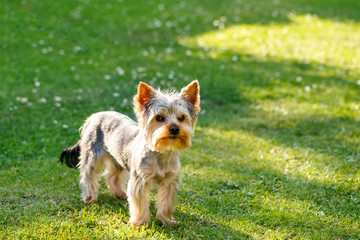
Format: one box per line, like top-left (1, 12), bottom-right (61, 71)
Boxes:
top-left (134, 82), bottom-right (154, 113)
top-left (181, 80), bottom-right (200, 113)
top-left (137, 82), bottom-right (154, 106)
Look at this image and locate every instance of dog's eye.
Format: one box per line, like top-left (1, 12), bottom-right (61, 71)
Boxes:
top-left (178, 115), bottom-right (185, 122)
top-left (156, 115), bottom-right (165, 122)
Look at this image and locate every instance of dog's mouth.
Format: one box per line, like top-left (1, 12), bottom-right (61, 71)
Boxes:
top-left (153, 134), bottom-right (191, 152)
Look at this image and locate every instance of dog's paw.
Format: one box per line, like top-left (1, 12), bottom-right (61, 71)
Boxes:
top-left (129, 220), bottom-right (148, 229)
top-left (131, 223), bottom-right (146, 229)
top-left (83, 196), bottom-right (96, 204)
top-left (158, 217), bottom-right (178, 227)
top-left (115, 191), bottom-right (127, 199)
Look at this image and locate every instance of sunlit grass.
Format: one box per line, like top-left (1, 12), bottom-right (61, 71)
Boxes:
top-left (180, 13), bottom-right (360, 69)
top-left (192, 126), bottom-right (359, 186)
top-left (1, 0), bottom-right (360, 239)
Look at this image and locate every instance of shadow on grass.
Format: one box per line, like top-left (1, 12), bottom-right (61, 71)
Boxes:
top-left (71, 188), bottom-right (251, 239)
top-left (158, 210), bottom-right (252, 240)
top-left (162, 47), bottom-right (359, 164)
top-left (249, 116), bottom-right (360, 164)
top-left (178, 162), bottom-right (360, 238)
top-left (122, 0), bottom-right (360, 40)
top-left (159, 43), bottom-right (359, 238)
top-left (199, 105), bottom-right (360, 171)
top-left (2, 0), bottom-right (360, 238)
top-left (190, 0), bottom-right (360, 26)
top-left (49, 38), bottom-right (358, 238)
top-left (100, 0), bottom-right (360, 47)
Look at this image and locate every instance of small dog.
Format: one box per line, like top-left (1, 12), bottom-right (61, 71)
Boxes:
top-left (60, 80), bottom-right (200, 227)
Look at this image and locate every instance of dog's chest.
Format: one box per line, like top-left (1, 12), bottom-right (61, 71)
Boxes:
top-left (152, 159), bottom-right (180, 182)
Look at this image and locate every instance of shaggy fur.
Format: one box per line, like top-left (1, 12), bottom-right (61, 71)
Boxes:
top-left (60, 80), bottom-right (200, 227)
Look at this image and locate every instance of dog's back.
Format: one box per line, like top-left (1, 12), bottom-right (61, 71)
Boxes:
top-left (60, 111), bottom-right (139, 169)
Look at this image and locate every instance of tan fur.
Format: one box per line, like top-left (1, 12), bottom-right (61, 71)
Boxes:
top-left (180, 80), bottom-right (201, 113)
top-left (152, 124), bottom-right (193, 152)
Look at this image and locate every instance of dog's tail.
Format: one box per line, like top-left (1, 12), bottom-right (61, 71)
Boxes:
top-left (60, 142), bottom-right (80, 168)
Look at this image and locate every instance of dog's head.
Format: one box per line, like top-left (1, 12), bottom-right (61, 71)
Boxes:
top-left (133, 80), bottom-right (200, 152)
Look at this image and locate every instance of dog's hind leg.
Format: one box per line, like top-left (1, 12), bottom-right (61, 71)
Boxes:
top-left (79, 150), bottom-right (106, 204)
top-left (103, 157), bottom-right (128, 199)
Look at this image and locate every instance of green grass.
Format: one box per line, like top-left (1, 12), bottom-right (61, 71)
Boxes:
top-left (1, 0), bottom-right (360, 239)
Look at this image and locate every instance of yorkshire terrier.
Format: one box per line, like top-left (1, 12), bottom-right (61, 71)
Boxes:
top-left (60, 80), bottom-right (200, 227)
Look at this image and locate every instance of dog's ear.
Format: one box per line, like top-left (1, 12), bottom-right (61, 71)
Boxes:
top-left (181, 80), bottom-right (200, 113)
top-left (134, 82), bottom-right (154, 113)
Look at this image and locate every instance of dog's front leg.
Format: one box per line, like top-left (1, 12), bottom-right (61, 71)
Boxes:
top-left (156, 174), bottom-right (180, 227)
top-left (127, 172), bottom-right (150, 227)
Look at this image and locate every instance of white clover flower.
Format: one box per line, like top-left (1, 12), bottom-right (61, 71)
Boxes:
top-left (20, 97), bottom-right (28, 103)
top-left (122, 98), bottom-right (128, 106)
top-left (116, 67), bottom-right (125, 75)
top-left (74, 46), bottom-right (82, 52)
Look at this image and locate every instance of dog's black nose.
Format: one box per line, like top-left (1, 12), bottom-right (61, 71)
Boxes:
top-left (170, 125), bottom-right (179, 135)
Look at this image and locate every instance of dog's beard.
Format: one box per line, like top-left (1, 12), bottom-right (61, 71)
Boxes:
top-left (149, 125), bottom-right (193, 152)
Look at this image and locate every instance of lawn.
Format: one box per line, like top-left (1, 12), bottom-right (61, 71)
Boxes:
top-left (1, 0), bottom-right (360, 239)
